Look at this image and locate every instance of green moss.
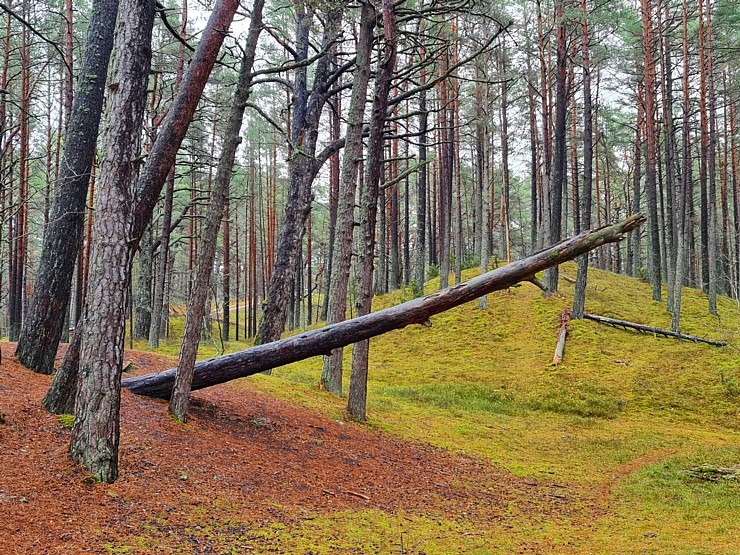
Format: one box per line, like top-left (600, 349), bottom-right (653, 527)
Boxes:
top-left (58, 414), bottom-right (75, 428)
top-left (135, 262), bottom-right (740, 553)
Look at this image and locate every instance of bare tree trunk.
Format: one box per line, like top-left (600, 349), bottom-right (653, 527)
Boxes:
top-left (544, 0), bottom-right (567, 294)
top-left (149, 169), bottom-right (174, 348)
top-left (69, 0), bottom-right (155, 483)
top-left (704, 1), bottom-right (718, 314)
top-left (671, 0), bottom-right (693, 331)
top-left (498, 48), bottom-right (511, 264)
top-left (641, 0), bottom-right (662, 301)
top-left (62, 0), bottom-right (238, 482)
top-left (168, 0), bottom-right (264, 422)
top-left (222, 197), bottom-right (231, 341)
top-left (572, 0), bottom-right (593, 320)
top-left (348, 0), bottom-right (397, 422)
top-left (123, 215), bottom-right (646, 400)
top-left (255, 6), bottom-right (342, 345)
top-left (15, 0), bottom-right (119, 374)
top-left (321, 2), bottom-right (375, 396)
top-left (630, 81), bottom-right (644, 276)
top-left (134, 224), bottom-right (153, 339)
top-left (414, 58), bottom-right (428, 291)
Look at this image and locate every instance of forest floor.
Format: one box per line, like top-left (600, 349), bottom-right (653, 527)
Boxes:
top-left (2, 263), bottom-right (740, 554)
top-left (0, 343), bottom-right (593, 554)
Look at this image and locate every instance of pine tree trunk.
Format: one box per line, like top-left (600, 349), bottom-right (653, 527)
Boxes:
top-left (255, 7), bottom-right (342, 345)
top-left (134, 224), bottom-right (153, 339)
top-left (544, 0), bottom-right (567, 294)
top-left (168, 0), bottom-right (263, 422)
top-left (15, 0), bottom-right (119, 374)
top-left (321, 2), bottom-right (374, 396)
top-left (222, 197), bottom-right (231, 341)
top-left (69, 0), bottom-right (155, 482)
top-left (641, 0), bottom-right (662, 301)
top-left (705, 2), bottom-right (718, 315)
top-left (414, 63), bottom-right (428, 290)
top-left (348, 0), bottom-right (397, 422)
top-left (573, 0), bottom-right (593, 320)
top-left (671, 0), bottom-right (693, 332)
top-left (63, 0), bottom-right (238, 482)
top-left (149, 169), bottom-right (174, 347)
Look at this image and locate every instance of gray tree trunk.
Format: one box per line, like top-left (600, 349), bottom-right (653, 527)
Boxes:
top-left (254, 6), bottom-right (342, 345)
top-left (149, 170), bottom-right (175, 348)
top-left (572, 0), bottom-right (593, 320)
top-left (348, 0), bottom-right (397, 422)
top-left (544, 0), bottom-right (567, 295)
top-left (320, 2), bottom-right (374, 396)
top-left (169, 0), bottom-right (264, 422)
top-left (134, 223), bottom-right (153, 339)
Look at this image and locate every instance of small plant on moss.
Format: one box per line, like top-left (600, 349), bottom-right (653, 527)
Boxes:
top-left (636, 266), bottom-right (649, 282)
top-left (426, 264), bottom-right (439, 280)
top-left (719, 370), bottom-right (739, 397)
top-left (58, 414), bottom-right (75, 428)
top-left (462, 252), bottom-right (479, 270)
top-left (409, 279), bottom-right (424, 298)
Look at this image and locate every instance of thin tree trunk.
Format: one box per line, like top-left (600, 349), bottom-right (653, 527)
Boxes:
top-left (414, 55), bottom-right (428, 291)
top-left (134, 224), bottom-right (153, 338)
top-left (704, 1), bottom-right (718, 314)
top-left (168, 0), bottom-right (263, 422)
top-left (320, 2), bottom-right (374, 396)
top-left (573, 0), bottom-right (593, 320)
top-left (671, 0), bottom-right (693, 332)
top-left (544, 0), bottom-right (567, 294)
top-left (630, 81), bottom-right (644, 276)
top-left (641, 0), bottom-right (661, 301)
top-left (348, 0), bottom-right (397, 422)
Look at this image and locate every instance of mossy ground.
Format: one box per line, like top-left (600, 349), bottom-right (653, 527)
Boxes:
top-left (128, 263), bottom-right (740, 553)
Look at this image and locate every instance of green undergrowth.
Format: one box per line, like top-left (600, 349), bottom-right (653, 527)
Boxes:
top-left (586, 446), bottom-right (740, 554)
top-left (136, 262), bottom-right (740, 553)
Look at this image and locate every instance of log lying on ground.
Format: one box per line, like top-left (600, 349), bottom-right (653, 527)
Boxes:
top-left (122, 214), bottom-right (645, 398)
top-left (583, 313), bottom-right (727, 347)
top-left (552, 308), bottom-right (571, 365)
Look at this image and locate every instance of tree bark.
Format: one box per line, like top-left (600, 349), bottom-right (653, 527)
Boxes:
top-left (63, 0), bottom-right (238, 483)
top-left (168, 0), bottom-right (264, 422)
top-left (69, 0), bottom-right (155, 483)
top-left (572, 0), bottom-right (593, 320)
top-left (640, 0), bottom-right (662, 301)
top-left (123, 214), bottom-right (645, 400)
top-left (134, 224), bottom-right (153, 339)
top-left (320, 2), bottom-right (375, 396)
top-left (255, 6), bottom-right (342, 345)
top-left (148, 169), bottom-right (175, 347)
top-left (15, 0), bottom-right (119, 375)
top-left (544, 0), bottom-right (567, 295)
top-left (347, 0), bottom-right (398, 422)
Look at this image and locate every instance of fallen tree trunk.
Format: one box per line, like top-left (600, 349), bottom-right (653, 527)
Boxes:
top-left (122, 214), bottom-right (645, 398)
top-left (552, 308), bottom-right (571, 365)
top-left (583, 313), bottom-right (727, 347)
